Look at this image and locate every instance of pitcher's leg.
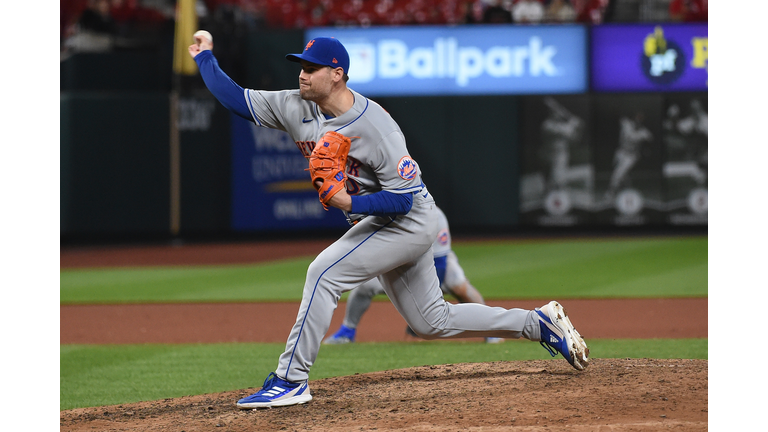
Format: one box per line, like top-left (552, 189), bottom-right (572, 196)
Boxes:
top-left (343, 278), bottom-right (386, 329)
top-left (275, 234), bottom-right (385, 381)
top-left (381, 251), bottom-right (540, 341)
top-left (276, 215), bottom-right (432, 382)
top-left (323, 278), bottom-right (386, 345)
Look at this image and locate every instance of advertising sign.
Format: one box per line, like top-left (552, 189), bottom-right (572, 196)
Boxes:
top-left (306, 25), bottom-right (588, 96)
top-left (519, 93), bottom-right (707, 228)
top-left (591, 23), bottom-right (708, 92)
top-left (230, 115), bottom-right (348, 231)
top-left (519, 95), bottom-right (594, 226)
top-left (662, 93), bottom-right (708, 225)
top-left (592, 94), bottom-right (666, 226)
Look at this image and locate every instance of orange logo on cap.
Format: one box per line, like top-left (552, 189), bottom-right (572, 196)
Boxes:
top-left (332, 58), bottom-right (338, 64)
top-left (305, 40), bottom-right (315, 51)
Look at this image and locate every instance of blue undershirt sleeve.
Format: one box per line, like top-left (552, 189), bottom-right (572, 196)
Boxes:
top-left (193, 51), bottom-right (252, 121)
top-left (433, 255), bottom-right (447, 286)
top-left (350, 191), bottom-right (413, 216)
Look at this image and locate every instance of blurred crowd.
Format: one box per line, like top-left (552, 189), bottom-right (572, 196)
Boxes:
top-left (61, 0), bottom-right (175, 53)
top-left (61, 0), bottom-right (707, 54)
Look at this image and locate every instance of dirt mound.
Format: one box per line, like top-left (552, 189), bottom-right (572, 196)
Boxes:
top-left (60, 358), bottom-right (707, 431)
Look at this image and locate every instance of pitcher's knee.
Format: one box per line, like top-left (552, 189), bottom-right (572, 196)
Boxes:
top-left (305, 259), bottom-right (325, 283)
top-left (406, 300), bottom-right (453, 339)
top-left (305, 259), bottom-right (343, 298)
top-left (408, 321), bottom-right (445, 340)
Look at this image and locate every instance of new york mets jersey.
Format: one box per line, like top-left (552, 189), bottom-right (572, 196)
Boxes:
top-left (244, 88), bottom-right (428, 220)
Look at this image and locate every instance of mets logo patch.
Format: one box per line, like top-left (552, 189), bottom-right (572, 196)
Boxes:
top-left (397, 156), bottom-right (418, 180)
top-left (437, 229), bottom-right (449, 246)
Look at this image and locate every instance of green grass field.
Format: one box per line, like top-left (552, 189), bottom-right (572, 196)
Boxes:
top-left (60, 236), bottom-right (708, 410)
top-left (60, 237), bottom-right (707, 304)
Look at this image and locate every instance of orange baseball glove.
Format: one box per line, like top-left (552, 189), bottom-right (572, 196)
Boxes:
top-left (307, 131), bottom-right (351, 210)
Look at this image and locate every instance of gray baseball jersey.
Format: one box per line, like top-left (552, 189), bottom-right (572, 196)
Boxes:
top-left (245, 87), bottom-right (540, 382)
top-left (428, 207), bottom-right (468, 290)
top-left (432, 206), bottom-right (451, 257)
top-left (246, 88), bottom-right (424, 219)
top-left (430, 209), bottom-right (468, 291)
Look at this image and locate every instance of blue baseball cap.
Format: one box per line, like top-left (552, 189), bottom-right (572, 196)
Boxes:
top-left (286, 37), bottom-right (350, 75)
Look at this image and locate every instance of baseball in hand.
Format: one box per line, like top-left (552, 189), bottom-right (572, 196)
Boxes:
top-left (193, 30), bottom-right (213, 43)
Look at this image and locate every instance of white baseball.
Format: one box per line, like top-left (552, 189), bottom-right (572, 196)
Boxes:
top-left (193, 30), bottom-right (213, 43)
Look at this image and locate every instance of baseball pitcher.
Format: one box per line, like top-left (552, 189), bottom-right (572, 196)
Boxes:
top-left (188, 33), bottom-right (589, 409)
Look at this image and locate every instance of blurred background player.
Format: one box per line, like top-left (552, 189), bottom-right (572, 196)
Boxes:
top-left (606, 112), bottom-right (653, 198)
top-left (324, 206), bottom-right (504, 345)
top-left (541, 97), bottom-right (586, 192)
top-left (662, 99), bottom-right (707, 185)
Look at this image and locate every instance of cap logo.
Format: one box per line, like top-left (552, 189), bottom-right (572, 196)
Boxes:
top-left (332, 58), bottom-right (338, 64)
top-left (305, 40), bottom-right (315, 51)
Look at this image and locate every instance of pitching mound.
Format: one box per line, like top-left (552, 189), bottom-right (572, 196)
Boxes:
top-left (60, 358), bottom-right (707, 431)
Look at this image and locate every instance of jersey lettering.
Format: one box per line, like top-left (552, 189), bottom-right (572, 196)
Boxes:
top-left (294, 141), bottom-right (316, 158)
top-left (347, 159), bottom-right (362, 177)
top-left (297, 140), bottom-right (360, 194)
top-left (345, 157), bottom-right (362, 194)
top-left (345, 178), bottom-right (360, 195)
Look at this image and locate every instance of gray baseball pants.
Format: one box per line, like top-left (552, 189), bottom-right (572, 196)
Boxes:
top-left (276, 199), bottom-right (541, 382)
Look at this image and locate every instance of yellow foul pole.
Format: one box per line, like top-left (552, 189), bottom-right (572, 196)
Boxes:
top-left (170, 0), bottom-right (198, 235)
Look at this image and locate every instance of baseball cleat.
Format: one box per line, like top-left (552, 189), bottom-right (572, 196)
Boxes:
top-left (535, 301), bottom-right (590, 371)
top-left (236, 372), bottom-right (312, 409)
top-left (322, 324), bottom-right (356, 345)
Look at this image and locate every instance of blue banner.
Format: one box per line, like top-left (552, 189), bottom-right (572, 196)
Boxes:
top-left (231, 115), bottom-right (349, 231)
top-left (306, 25), bottom-right (588, 96)
top-left (591, 23), bottom-right (708, 92)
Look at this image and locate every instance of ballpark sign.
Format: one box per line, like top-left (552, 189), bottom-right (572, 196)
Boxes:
top-left (306, 26), bottom-right (588, 96)
top-left (590, 23), bottom-right (708, 92)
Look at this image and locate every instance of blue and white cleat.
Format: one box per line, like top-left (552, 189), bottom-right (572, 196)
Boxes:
top-left (236, 372), bottom-right (312, 409)
top-left (322, 324), bottom-right (356, 345)
top-left (536, 301), bottom-right (590, 371)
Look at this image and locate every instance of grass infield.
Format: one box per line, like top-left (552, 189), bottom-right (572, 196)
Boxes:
top-left (60, 339), bottom-right (707, 410)
top-left (60, 237), bottom-right (707, 304)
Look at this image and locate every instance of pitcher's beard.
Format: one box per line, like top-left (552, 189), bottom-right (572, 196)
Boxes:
top-left (299, 87), bottom-right (315, 101)
top-left (299, 88), bottom-right (319, 101)
top-left (299, 84), bottom-right (330, 103)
